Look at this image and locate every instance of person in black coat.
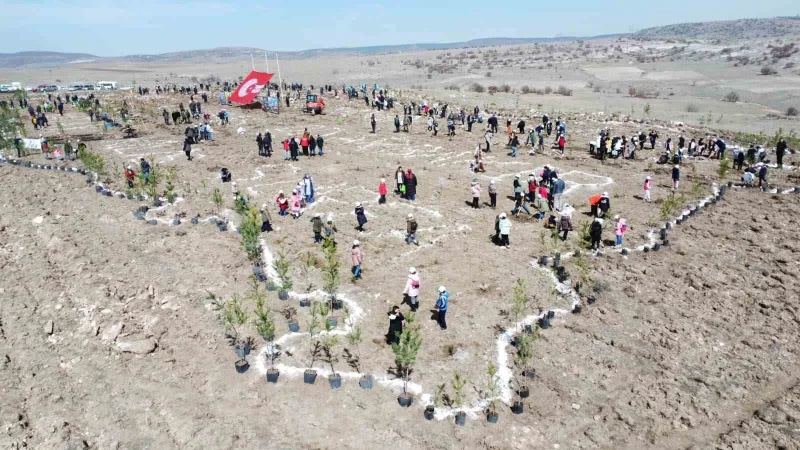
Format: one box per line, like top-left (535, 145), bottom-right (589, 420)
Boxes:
top-left (387, 306), bottom-right (405, 344)
top-left (590, 218), bottom-right (603, 250)
top-left (355, 202), bottom-right (368, 231)
top-left (404, 169), bottom-right (418, 201)
top-left (776, 138), bottom-right (787, 168)
top-left (289, 137), bottom-right (299, 161)
top-left (256, 133), bottom-right (264, 156)
top-left (598, 192), bottom-right (611, 218)
top-left (264, 132), bottom-right (272, 157)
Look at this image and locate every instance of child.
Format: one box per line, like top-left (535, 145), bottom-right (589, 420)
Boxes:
top-left (470, 180), bottom-right (481, 209)
top-left (378, 178), bottom-right (387, 204)
top-left (643, 176), bottom-right (652, 203)
top-left (351, 240), bottom-right (363, 280)
top-left (613, 215), bottom-right (627, 247)
top-left (355, 202), bottom-right (367, 232)
top-left (276, 191), bottom-right (289, 216)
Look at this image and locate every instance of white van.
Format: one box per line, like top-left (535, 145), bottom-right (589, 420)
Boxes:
top-left (97, 81), bottom-right (117, 90)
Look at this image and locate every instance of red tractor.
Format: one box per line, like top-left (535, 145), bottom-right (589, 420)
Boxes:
top-left (303, 94), bottom-right (325, 115)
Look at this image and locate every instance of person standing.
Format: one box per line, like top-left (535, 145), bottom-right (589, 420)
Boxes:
top-left (435, 286), bottom-right (449, 330)
top-left (552, 176), bottom-right (565, 211)
top-left (300, 133), bottom-right (309, 156)
top-left (310, 213), bottom-right (323, 243)
top-left (139, 158), bottom-right (151, 183)
top-left (598, 192), bottom-right (611, 218)
top-left (351, 240), bottom-right (364, 280)
top-left (643, 176), bottom-right (652, 203)
top-left (776, 138), bottom-right (787, 169)
top-left (558, 204), bottom-right (574, 241)
top-left (378, 178), bottom-right (388, 204)
top-left (395, 166), bottom-right (406, 198)
top-left (406, 214), bottom-right (419, 245)
top-left (672, 165), bottom-right (681, 191)
top-left (387, 306), bottom-right (405, 344)
top-left (394, 115), bottom-right (400, 132)
top-left (303, 174), bottom-right (315, 204)
top-left (264, 132), bottom-right (272, 157)
top-left (256, 133), bottom-right (264, 156)
top-left (613, 215), bottom-right (627, 247)
top-left (498, 213), bottom-right (511, 248)
top-left (403, 267), bottom-right (421, 311)
top-left (124, 166), bottom-right (136, 188)
top-left (488, 180), bottom-right (497, 209)
top-left (316, 134), bottom-right (324, 156)
top-left (354, 202), bottom-right (368, 232)
top-left (370, 113), bottom-right (376, 134)
top-left (470, 180), bottom-right (481, 209)
top-left (484, 129), bottom-right (493, 153)
top-left (405, 169), bottom-right (418, 201)
top-left (590, 217), bottom-right (603, 251)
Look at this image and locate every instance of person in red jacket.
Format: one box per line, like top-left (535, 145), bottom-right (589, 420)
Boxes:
top-left (378, 178), bottom-right (388, 204)
top-left (300, 134), bottom-right (309, 156)
top-left (124, 166), bottom-right (136, 188)
top-left (558, 135), bottom-right (566, 154)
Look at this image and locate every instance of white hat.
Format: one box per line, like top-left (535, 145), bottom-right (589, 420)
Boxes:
top-left (602, 192), bottom-right (608, 197)
top-left (438, 286), bottom-right (446, 293)
top-left (499, 213), bottom-right (507, 219)
top-left (515, 174), bottom-right (520, 178)
top-left (646, 176), bottom-right (651, 180)
top-left (127, 165), bottom-right (132, 170)
top-left (489, 180), bottom-right (495, 185)
top-left (674, 164), bottom-right (680, 169)
top-left (353, 239), bottom-right (360, 246)
top-left (261, 203), bottom-right (267, 209)
top-left (407, 213), bottom-right (413, 219)
top-left (278, 190), bottom-right (284, 194)
top-left (409, 267), bottom-right (416, 274)
top-left (232, 182), bottom-right (237, 186)
top-left (381, 178), bottom-right (385, 183)
top-left (613, 214), bottom-right (620, 220)
top-left (356, 201), bottom-right (362, 207)
top-left (314, 212), bottom-right (320, 217)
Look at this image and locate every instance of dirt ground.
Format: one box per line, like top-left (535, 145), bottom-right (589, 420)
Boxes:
top-left (1, 76), bottom-right (800, 450)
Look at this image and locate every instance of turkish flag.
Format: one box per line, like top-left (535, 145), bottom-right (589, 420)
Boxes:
top-left (229, 71), bottom-right (273, 104)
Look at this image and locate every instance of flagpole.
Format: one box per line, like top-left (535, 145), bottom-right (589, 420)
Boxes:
top-left (275, 53), bottom-right (283, 92)
top-left (264, 50), bottom-right (269, 73)
top-left (250, 54), bottom-right (255, 71)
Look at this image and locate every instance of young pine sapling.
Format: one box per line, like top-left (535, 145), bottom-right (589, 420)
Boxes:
top-left (391, 313), bottom-right (423, 399)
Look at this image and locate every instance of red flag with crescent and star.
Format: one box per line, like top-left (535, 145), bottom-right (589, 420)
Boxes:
top-left (229, 71), bottom-right (273, 104)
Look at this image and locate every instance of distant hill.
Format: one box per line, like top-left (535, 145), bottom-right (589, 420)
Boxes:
top-left (634, 16), bottom-right (800, 40)
top-left (0, 34), bottom-right (625, 68)
top-left (0, 51), bottom-right (97, 68)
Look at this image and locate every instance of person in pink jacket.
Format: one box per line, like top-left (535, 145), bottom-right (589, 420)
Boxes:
top-left (351, 240), bottom-right (364, 280)
top-left (613, 215), bottom-right (627, 247)
top-left (290, 192), bottom-right (302, 218)
top-left (378, 178), bottom-right (388, 204)
top-left (402, 267), bottom-right (421, 312)
top-left (643, 176), bottom-right (652, 203)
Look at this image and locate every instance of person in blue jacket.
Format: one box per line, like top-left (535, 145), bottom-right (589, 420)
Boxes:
top-left (435, 286), bottom-right (449, 330)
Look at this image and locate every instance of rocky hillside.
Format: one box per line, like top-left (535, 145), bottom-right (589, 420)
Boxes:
top-left (634, 16), bottom-right (800, 40)
top-left (0, 51), bottom-right (97, 69)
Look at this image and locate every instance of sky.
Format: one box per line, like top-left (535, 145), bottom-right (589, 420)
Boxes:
top-left (0, 0), bottom-right (797, 56)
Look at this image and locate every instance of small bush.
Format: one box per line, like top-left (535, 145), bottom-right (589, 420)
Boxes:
top-left (521, 85), bottom-right (532, 94)
top-left (628, 87), bottom-right (637, 97)
top-left (686, 104), bottom-right (699, 113)
top-left (760, 66), bottom-right (778, 76)
top-left (556, 86), bottom-right (572, 96)
top-left (544, 86), bottom-right (553, 94)
top-left (723, 91), bottom-right (740, 103)
top-left (445, 84), bottom-right (460, 91)
top-left (485, 71), bottom-right (492, 78)
top-left (470, 83), bottom-right (486, 93)
top-left (788, 107), bottom-right (799, 117)
top-left (499, 84), bottom-right (511, 93)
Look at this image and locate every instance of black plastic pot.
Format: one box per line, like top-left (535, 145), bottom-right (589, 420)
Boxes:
top-left (572, 305), bottom-right (582, 314)
top-left (653, 243), bottom-right (661, 252)
top-left (511, 402), bottom-right (524, 414)
top-left (523, 368), bottom-right (536, 379)
top-left (587, 296), bottom-right (596, 305)
top-left (266, 282), bottom-right (276, 292)
top-left (518, 386), bottom-right (530, 398)
top-left (538, 317), bottom-right (550, 329)
top-left (278, 291), bottom-right (289, 301)
top-left (235, 360), bottom-right (249, 374)
top-left (266, 368), bottom-right (280, 383)
top-left (328, 373), bottom-right (342, 389)
top-left (359, 374), bottom-right (373, 389)
top-left (523, 324), bottom-right (534, 335)
top-left (621, 248), bottom-right (629, 255)
top-left (665, 222), bottom-right (672, 229)
top-left (303, 369), bottom-right (317, 384)
top-left (147, 219), bottom-right (157, 225)
top-left (191, 217), bottom-right (199, 225)
top-left (455, 412), bottom-right (466, 426)
top-left (172, 219), bottom-right (180, 226)
top-left (331, 298), bottom-right (343, 310)
top-left (299, 298), bottom-right (311, 307)
top-left (487, 412), bottom-right (499, 423)
top-left (662, 239), bottom-right (670, 246)
top-left (288, 322), bottom-right (300, 332)
top-left (539, 255), bottom-right (550, 266)
top-left (675, 218), bottom-right (682, 225)
top-left (217, 223), bottom-right (228, 232)
top-left (103, 190), bottom-right (113, 197)
top-left (424, 406), bottom-right (435, 420)
top-left (547, 310), bottom-right (555, 319)
top-left (643, 246), bottom-right (650, 253)
top-left (397, 393), bottom-right (413, 407)
top-left (95, 185), bottom-right (103, 192)
top-left (326, 318), bottom-right (337, 328)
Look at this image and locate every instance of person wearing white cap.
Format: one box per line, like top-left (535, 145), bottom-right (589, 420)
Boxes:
top-left (323, 216), bottom-right (338, 249)
top-left (435, 286), bottom-right (449, 330)
top-left (498, 213), bottom-right (512, 248)
top-left (310, 212), bottom-right (323, 243)
top-left (598, 191), bottom-right (611, 218)
top-left (406, 213), bottom-right (419, 245)
top-left (470, 179), bottom-right (481, 209)
top-left (260, 203), bottom-right (273, 232)
top-left (402, 267), bottom-right (421, 311)
top-left (351, 240), bottom-right (364, 281)
top-left (354, 202), bottom-right (368, 232)
top-left (124, 165), bottom-right (136, 188)
top-left (672, 164), bottom-right (681, 191)
top-left (643, 176), bottom-right (652, 203)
